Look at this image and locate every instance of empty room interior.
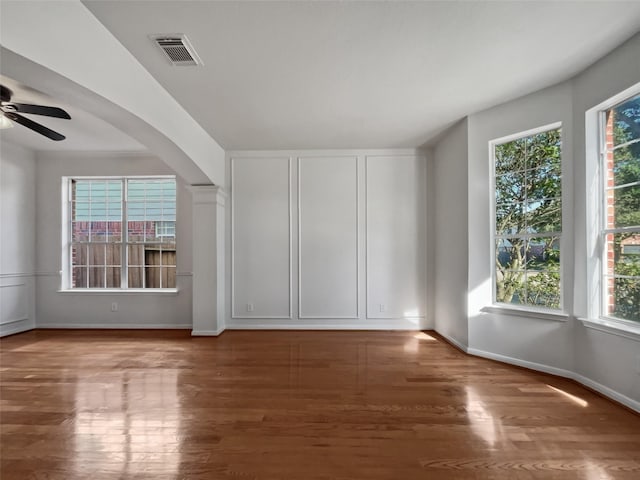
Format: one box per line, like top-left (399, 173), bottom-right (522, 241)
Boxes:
top-left (1, 1), bottom-right (640, 478)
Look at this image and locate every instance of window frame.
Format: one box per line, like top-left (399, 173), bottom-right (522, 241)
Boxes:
top-left (62, 175), bottom-right (178, 292)
top-left (596, 91), bottom-right (640, 326)
top-left (489, 122), bottom-right (565, 314)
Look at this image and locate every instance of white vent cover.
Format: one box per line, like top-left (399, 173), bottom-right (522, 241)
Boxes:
top-left (151, 34), bottom-right (203, 66)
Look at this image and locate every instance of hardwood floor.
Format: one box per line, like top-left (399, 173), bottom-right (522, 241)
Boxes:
top-left (1, 329), bottom-right (639, 479)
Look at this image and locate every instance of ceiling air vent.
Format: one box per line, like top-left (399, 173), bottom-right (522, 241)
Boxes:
top-left (152, 34), bottom-right (203, 66)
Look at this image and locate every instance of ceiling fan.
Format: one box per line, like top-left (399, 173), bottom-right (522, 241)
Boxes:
top-left (1, 84), bottom-right (71, 141)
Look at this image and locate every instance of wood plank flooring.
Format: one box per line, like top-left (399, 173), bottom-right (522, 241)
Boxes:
top-left (1, 329), bottom-right (639, 479)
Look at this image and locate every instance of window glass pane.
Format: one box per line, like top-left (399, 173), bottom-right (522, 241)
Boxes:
top-left (526, 237), bottom-right (560, 268)
top-left (496, 238), bottom-right (525, 270)
top-left (71, 244), bottom-right (87, 268)
top-left (527, 167), bottom-right (561, 202)
top-left (614, 185), bottom-right (640, 228)
top-left (69, 177), bottom-right (175, 289)
top-left (496, 203), bottom-right (525, 235)
top-left (88, 244), bottom-right (105, 266)
top-left (73, 202), bottom-right (90, 222)
top-left (609, 276), bottom-right (640, 322)
top-left (163, 267), bottom-right (177, 288)
top-left (128, 245), bottom-right (144, 266)
top-left (106, 267), bottom-right (121, 289)
top-left (612, 144), bottom-right (640, 186)
top-left (526, 198), bottom-right (562, 233)
top-left (72, 221), bottom-right (89, 242)
top-left (145, 266), bottom-right (161, 288)
top-left (607, 233), bottom-right (640, 276)
top-left (610, 93), bottom-right (640, 147)
top-left (89, 267), bottom-right (105, 288)
top-left (495, 172), bottom-right (525, 204)
top-left (493, 127), bottom-right (561, 309)
top-left (495, 139), bottom-right (526, 174)
top-left (106, 245), bottom-right (121, 267)
top-left (145, 221), bottom-right (160, 242)
top-left (524, 270), bottom-right (561, 309)
top-left (106, 221), bottom-right (122, 243)
top-left (495, 270), bottom-right (526, 305)
top-left (73, 267), bottom-right (87, 288)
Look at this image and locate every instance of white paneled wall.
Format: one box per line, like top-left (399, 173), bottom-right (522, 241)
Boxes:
top-left (366, 156), bottom-right (427, 320)
top-left (227, 150), bottom-right (429, 330)
top-left (0, 142), bottom-right (36, 337)
top-left (299, 156), bottom-right (359, 318)
top-left (232, 157), bottom-right (292, 318)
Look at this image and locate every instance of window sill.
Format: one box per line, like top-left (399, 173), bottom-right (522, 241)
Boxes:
top-left (57, 289), bottom-right (179, 295)
top-left (578, 317), bottom-right (640, 342)
top-left (481, 305), bottom-right (569, 322)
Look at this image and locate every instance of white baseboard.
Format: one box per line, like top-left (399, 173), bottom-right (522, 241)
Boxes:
top-left (467, 346), bottom-right (574, 379)
top-left (0, 318), bottom-right (35, 337)
top-left (226, 318), bottom-right (422, 330)
top-left (36, 323), bottom-right (192, 329)
top-left (466, 346), bottom-right (639, 413)
top-left (435, 330), bottom-right (469, 353)
top-left (573, 373), bottom-right (640, 413)
top-left (191, 327), bottom-right (225, 336)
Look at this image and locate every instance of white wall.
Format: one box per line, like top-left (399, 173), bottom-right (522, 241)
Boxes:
top-left (35, 152), bottom-right (193, 328)
top-left (466, 81), bottom-right (574, 372)
top-left (433, 119), bottom-right (469, 348)
top-left (227, 150), bottom-right (429, 330)
top-left (572, 33), bottom-right (640, 405)
top-left (0, 141), bottom-right (37, 336)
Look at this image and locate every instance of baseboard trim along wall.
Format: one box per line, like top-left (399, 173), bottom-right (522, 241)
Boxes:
top-left (434, 330), bottom-right (468, 353)
top-left (0, 318), bottom-right (35, 337)
top-left (432, 328), bottom-right (639, 413)
top-left (191, 327), bottom-right (226, 336)
top-left (465, 345), bottom-right (640, 414)
top-left (226, 318), bottom-right (426, 331)
top-left (37, 323), bottom-right (193, 330)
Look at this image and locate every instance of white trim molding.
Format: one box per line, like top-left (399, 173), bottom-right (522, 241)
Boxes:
top-left (37, 323), bottom-right (192, 329)
top-left (464, 345), bottom-right (639, 413)
top-left (481, 305), bottom-right (569, 322)
top-left (191, 327), bottom-right (225, 336)
top-left (227, 318), bottom-right (421, 331)
top-left (297, 155), bottom-right (360, 319)
top-left (578, 317), bottom-right (640, 342)
top-left (230, 156), bottom-right (293, 319)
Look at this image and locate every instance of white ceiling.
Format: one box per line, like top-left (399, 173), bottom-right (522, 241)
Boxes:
top-left (83, 1), bottom-right (640, 150)
top-left (0, 75), bottom-right (145, 152)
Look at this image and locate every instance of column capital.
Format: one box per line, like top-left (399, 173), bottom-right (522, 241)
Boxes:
top-left (189, 184), bottom-right (227, 206)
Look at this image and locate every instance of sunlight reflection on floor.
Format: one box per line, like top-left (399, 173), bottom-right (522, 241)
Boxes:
top-left (547, 385), bottom-right (589, 408)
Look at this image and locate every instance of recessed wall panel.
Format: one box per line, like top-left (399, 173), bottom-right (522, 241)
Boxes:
top-left (232, 157), bottom-right (291, 318)
top-left (366, 156), bottom-right (426, 319)
top-left (299, 156), bottom-right (358, 318)
top-left (0, 283), bottom-right (28, 325)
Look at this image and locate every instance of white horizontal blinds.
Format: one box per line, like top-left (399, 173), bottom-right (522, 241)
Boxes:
top-left (493, 127), bottom-right (562, 310)
top-left (126, 179), bottom-right (177, 288)
top-left (70, 179), bottom-right (123, 288)
top-left (602, 94), bottom-right (640, 322)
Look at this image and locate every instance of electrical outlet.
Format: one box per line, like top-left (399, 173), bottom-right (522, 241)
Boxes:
top-left (111, 302), bottom-right (118, 312)
top-left (379, 304), bottom-right (386, 313)
top-left (246, 303), bottom-right (254, 312)
top-left (636, 355), bottom-right (640, 375)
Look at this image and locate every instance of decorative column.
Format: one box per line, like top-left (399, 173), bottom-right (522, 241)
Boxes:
top-left (190, 185), bottom-right (226, 335)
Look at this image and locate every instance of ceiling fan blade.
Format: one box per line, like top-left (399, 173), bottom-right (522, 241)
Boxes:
top-left (3, 103), bottom-right (71, 119)
top-left (4, 112), bottom-right (66, 141)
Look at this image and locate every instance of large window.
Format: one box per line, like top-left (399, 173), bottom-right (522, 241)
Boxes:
top-left (68, 176), bottom-right (177, 289)
top-left (601, 94), bottom-right (640, 323)
top-left (492, 125), bottom-right (562, 310)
